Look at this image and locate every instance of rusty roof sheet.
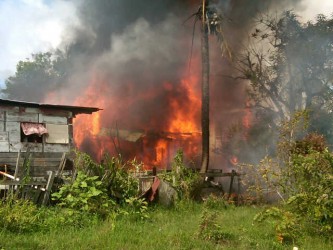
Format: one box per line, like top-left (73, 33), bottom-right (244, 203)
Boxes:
top-left (0, 98), bottom-right (101, 116)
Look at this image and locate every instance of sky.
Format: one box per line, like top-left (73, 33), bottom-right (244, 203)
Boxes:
top-left (0, 0), bottom-right (332, 88)
top-left (0, 0), bottom-right (79, 87)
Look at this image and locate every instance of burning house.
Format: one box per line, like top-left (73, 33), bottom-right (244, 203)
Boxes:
top-left (0, 1), bottom-right (264, 173)
top-left (99, 128), bottom-right (202, 169)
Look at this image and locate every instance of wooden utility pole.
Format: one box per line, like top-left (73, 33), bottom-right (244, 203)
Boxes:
top-left (200, 0), bottom-right (210, 173)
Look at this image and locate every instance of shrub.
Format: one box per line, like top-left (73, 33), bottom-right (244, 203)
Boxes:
top-left (159, 150), bottom-right (202, 200)
top-left (73, 151), bottom-right (141, 203)
top-left (287, 149), bottom-right (333, 235)
top-left (203, 194), bottom-right (230, 210)
top-left (239, 156), bottom-right (282, 204)
top-left (119, 197), bottom-right (149, 220)
top-left (197, 209), bottom-right (235, 243)
top-left (0, 196), bottom-right (40, 233)
top-left (52, 171), bottom-right (115, 218)
top-left (254, 207), bottom-right (301, 244)
top-left (252, 111), bottom-right (333, 242)
top-left (53, 152), bottom-right (150, 220)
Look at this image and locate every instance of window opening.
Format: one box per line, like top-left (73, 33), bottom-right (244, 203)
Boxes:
top-left (20, 122), bottom-right (48, 143)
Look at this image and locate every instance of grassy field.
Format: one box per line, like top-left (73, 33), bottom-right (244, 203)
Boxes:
top-left (0, 201), bottom-right (331, 250)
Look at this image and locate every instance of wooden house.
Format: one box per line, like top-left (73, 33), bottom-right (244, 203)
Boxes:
top-left (0, 99), bottom-right (100, 153)
top-left (0, 99), bottom-right (100, 198)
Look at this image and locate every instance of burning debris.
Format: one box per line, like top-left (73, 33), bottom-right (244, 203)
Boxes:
top-left (99, 127), bottom-right (201, 170)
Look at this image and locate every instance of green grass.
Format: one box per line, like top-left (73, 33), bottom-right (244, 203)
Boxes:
top-left (0, 202), bottom-right (331, 250)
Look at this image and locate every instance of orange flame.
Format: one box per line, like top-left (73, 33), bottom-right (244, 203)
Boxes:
top-left (154, 139), bottom-right (168, 165)
top-left (47, 55), bottom-right (203, 167)
top-left (168, 77), bottom-right (201, 133)
top-left (230, 156), bottom-right (238, 166)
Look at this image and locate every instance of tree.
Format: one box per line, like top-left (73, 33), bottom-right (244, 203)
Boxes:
top-left (237, 11), bottom-right (333, 144)
top-left (197, 1), bottom-right (230, 173)
top-left (1, 51), bottom-right (68, 102)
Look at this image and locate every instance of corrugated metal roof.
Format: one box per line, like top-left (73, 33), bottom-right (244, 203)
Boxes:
top-left (0, 98), bottom-right (101, 115)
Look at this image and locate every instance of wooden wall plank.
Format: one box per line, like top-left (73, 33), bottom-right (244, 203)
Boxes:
top-left (0, 132), bottom-right (9, 142)
top-left (0, 143), bottom-right (9, 152)
top-left (0, 132), bottom-right (9, 152)
top-left (39, 114), bottom-right (67, 125)
top-left (23, 107), bottom-right (39, 114)
top-left (44, 144), bottom-right (70, 152)
top-left (7, 122), bottom-right (20, 147)
top-left (6, 112), bottom-right (38, 122)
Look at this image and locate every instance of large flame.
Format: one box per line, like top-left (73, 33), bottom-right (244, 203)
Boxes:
top-left (70, 57), bottom-right (202, 168)
top-left (168, 76), bottom-right (201, 133)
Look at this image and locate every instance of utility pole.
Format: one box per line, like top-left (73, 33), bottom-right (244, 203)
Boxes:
top-left (200, 0), bottom-right (210, 173)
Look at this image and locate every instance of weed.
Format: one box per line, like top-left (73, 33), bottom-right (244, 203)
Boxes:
top-left (0, 196), bottom-right (40, 233)
top-left (120, 197), bottom-right (149, 220)
top-left (203, 194), bottom-right (230, 210)
top-left (197, 209), bottom-right (236, 244)
top-left (159, 149), bottom-right (202, 200)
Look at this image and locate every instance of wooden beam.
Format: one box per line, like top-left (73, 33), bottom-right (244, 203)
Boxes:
top-left (42, 171), bottom-right (55, 206)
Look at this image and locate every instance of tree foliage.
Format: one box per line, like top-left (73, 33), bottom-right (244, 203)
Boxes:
top-left (1, 51), bottom-right (69, 102)
top-left (237, 11), bottom-right (333, 140)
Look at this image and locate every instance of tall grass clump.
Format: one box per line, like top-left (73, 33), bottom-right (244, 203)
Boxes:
top-left (0, 196), bottom-right (40, 233)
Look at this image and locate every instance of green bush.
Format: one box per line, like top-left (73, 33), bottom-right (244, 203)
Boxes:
top-left (53, 152), bottom-right (149, 220)
top-left (119, 197), bottom-right (149, 220)
top-left (287, 149), bottom-right (333, 234)
top-left (253, 112), bottom-right (333, 242)
top-left (239, 156), bottom-right (281, 204)
top-left (73, 151), bottom-right (141, 203)
top-left (0, 195), bottom-right (107, 233)
top-left (101, 155), bottom-right (141, 202)
top-left (52, 171), bottom-right (115, 218)
top-left (159, 150), bottom-right (202, 200)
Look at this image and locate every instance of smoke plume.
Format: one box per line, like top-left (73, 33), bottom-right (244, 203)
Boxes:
top-left (4, 0), bottom-right (312, 165)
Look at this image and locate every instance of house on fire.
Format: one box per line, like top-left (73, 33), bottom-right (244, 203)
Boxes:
top-left (0, 98), bottom-right (100, 181)
top-left (99, 128), bottom-right (202, 169)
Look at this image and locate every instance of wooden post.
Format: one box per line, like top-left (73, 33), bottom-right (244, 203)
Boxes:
top-left (14, 150), bottom-right (21, 179)
top-left (57, 152), bottom-right (67, 177)
top-left (42, 171), bottom-right (55, 205)
top-left (228, 170), bottom-right (236, 199)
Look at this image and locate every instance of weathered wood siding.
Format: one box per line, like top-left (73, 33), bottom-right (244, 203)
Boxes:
top-left (39, 114), bottom-right (67, 125)
top-left (0, 132), bottom-right (9, 152)
top-left (6, 111), bottom-right (38, 122)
